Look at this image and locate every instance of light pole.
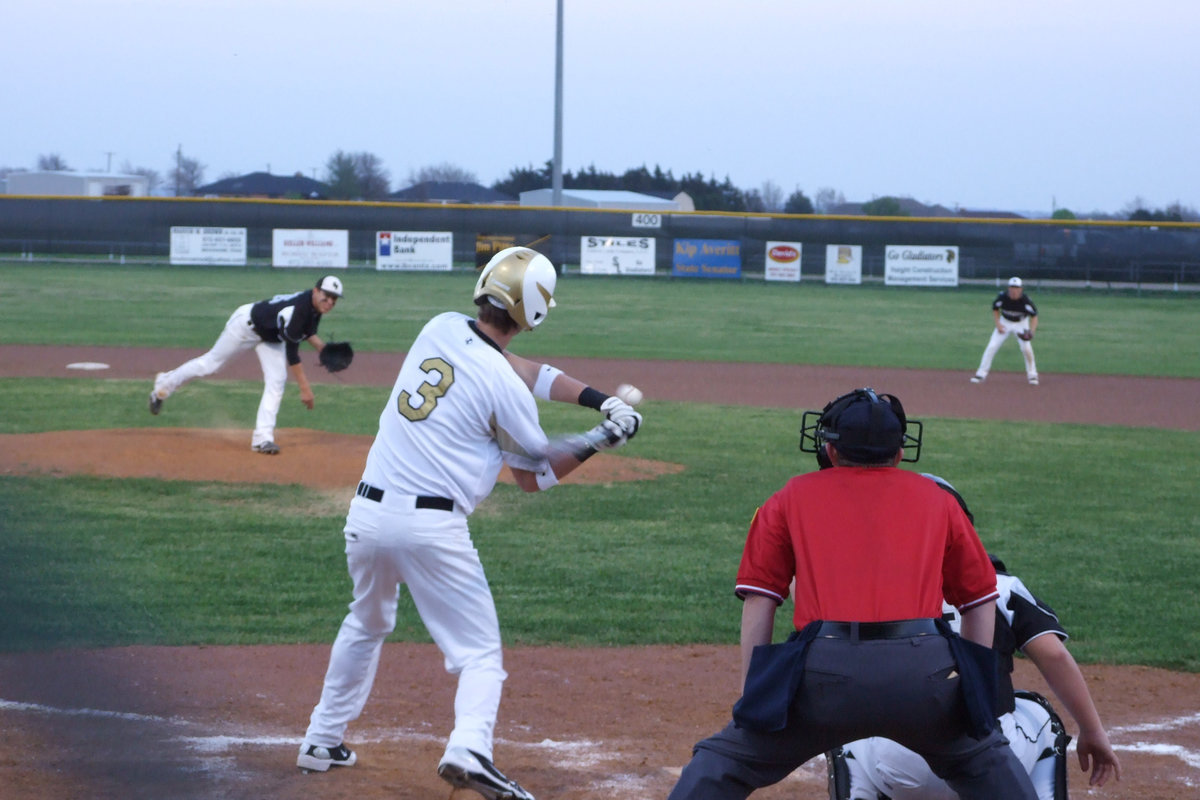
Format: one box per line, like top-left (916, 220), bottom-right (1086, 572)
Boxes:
top-left (552, 0), bottom-right (563, 206)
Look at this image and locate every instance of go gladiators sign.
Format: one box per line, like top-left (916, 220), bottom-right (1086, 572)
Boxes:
top-left (884, 245), bottom-right (960, 287)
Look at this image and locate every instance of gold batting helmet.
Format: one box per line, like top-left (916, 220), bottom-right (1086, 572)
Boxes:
top-left (473, 246), bottom-right (557, 330)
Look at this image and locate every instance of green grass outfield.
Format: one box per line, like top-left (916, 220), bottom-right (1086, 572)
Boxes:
top-left (1, 261), bottom-right (1198, 376)
top-left (1, 263), bottom-right (1198, 670)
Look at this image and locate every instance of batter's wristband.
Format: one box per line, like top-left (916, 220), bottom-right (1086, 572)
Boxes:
top-left (534, 468), bottom-right (559, 491)
top-left (533, 364), bottom-right (563, 400)
top-left (578, 386), bottom-right (610, 411)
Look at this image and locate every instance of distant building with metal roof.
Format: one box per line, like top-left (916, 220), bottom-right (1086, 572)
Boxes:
top-left (519, 188), bottom-right (684, 211)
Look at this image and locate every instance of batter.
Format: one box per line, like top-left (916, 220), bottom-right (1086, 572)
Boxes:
top-left (296, 247), bottom-right (642, 800)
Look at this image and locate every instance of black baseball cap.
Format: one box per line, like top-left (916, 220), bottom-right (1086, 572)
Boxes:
top-left (823, 394), bottom-right (904, 462)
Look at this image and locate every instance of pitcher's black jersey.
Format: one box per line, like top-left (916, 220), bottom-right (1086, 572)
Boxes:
top-left (250, 290), bottom-right (322, 364)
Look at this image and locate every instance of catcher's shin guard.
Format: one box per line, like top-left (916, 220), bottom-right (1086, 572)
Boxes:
top-left (1015, 689), bottom-right (1072, 800)
top-left (826, 747), bottom-right (852, 800)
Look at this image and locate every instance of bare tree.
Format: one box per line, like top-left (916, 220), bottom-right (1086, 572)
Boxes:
top-left (170, 147), bottom-right (206, 196)
top-left (406, 162), bottom-right (479, 187)
top-left (814, 186), bottom-right (846, 214)
top-left (1120, 196), bottom-right (1148, 218)
top-left (120, 160), bottom-right (162, 195)
top-left (354, 152), bottom-right (391, 199)
top-left (759, 180), bottom-right (784, 213)
top-left (38, 153), bottom-right (71, 171)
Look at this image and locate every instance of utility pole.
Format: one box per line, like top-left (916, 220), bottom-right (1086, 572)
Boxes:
top-left (552, 0), bottom-right (563, 206)
top-left (104, 151), bottom-right (114, 172)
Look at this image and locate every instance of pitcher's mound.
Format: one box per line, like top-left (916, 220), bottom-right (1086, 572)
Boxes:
top-left (0, 428), bottom-right (683, 489)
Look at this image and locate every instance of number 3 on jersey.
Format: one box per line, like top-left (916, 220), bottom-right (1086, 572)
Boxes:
top-left (397, 357), bottom-right (455, 421)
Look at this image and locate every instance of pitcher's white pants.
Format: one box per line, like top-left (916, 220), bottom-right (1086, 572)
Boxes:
top-left (843, 697), bottom-right (1060, 800)
top-left (974, 322), bottom-right (1038, 382)
top-left (303, 494), bottom-right (506, 761)
top-left (153, 303), bottom-right (288, 447)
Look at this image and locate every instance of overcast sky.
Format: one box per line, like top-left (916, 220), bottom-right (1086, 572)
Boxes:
top-left (4, 1), bottom-right (1197, 215)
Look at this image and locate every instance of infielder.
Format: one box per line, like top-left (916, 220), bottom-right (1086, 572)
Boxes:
top-left (828, 478), bottom-right (1121, 800)
top-left (149, 275), bottom-right (343, 454)
top-left (971, 276), bottom-right (1039, 385)
top-left (296, 247), bottom-right (642, 800)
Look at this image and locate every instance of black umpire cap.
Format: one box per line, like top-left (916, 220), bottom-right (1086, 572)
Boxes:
top-left (821, 389), bottom-right (905, 463)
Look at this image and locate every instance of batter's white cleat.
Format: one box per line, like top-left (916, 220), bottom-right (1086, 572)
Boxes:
top-left (1029, 377), bottom-right (1039, 385)
top-left (969, 375), bottom-right (983, 384)
top-left (252, 441), bottom-right (281, 455)
top-left (297, 742), bottom-right (356, 772)
top-left (438, 747), bottom-right (534, 800)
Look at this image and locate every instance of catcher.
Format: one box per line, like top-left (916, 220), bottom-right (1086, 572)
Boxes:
top-left (827, 478), bottom-right (1121, 800)
top-left (149, 275), bottom-right (349, 455)
top-left (970, 276), bottom-right (1039, 385)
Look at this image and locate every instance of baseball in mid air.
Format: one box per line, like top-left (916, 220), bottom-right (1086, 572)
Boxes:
top-left (616, 383), bottom-right (643, 406)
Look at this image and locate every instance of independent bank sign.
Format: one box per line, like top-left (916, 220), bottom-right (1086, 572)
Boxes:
top-left (884, 245), bottom-right (959, 286)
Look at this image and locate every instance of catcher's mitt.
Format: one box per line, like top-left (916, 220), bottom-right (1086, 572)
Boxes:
top-left (1017, 330), bottom-right (1034, 341)
top-left (319, 341), bottom-right (354, 372)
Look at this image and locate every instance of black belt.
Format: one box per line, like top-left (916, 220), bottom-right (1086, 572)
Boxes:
top-left (816, 619), bottom-right (940, 640)
top-left (356, 482), bottom-right (454, 511)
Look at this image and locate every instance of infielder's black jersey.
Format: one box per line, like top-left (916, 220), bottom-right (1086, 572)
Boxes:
top-left (992, 292), bottom-right (1038, 323)
top-left (250, 290), bottom-right (322, 365)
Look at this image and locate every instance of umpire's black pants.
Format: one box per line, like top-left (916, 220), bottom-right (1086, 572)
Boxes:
top-left (667, 633), bottom-right (1037, 800)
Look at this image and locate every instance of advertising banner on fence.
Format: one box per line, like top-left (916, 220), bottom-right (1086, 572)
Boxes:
top-left (579, 236), bottom-right (655, 275)
top-left (272, 229), bottom-right (348, 268)
top-left (169, 227), bottom-right (247, 266)
top-left (765, 241), bottom-right (802, 282)
top-left (884, 245), bottom-right (959, 286)
top-left (825, 245), bottom-right (863, 284)
top-left (672, 239), bottom-right (742, 279)
top-left (376, 231), bottom-right (453, 271)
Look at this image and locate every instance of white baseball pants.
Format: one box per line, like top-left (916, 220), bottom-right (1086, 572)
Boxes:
top-left (974, 322), bottom-right (1038, 382)
top-left (844, 696), bottom-right (1060, 800)
top-left (303, 494), bottom-right (506, 761)
top-left (153, 303), bottom-right (288, 447)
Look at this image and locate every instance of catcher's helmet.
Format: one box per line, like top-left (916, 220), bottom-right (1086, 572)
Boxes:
top-left (474, 246), bottom-right (557, 331)
top-left (800, 387), bottom-right (923, 464)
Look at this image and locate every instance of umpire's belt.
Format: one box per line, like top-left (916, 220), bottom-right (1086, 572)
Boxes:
top-left (816, 619), bottom-right (940, 640)
top-left (356, 481), bottom-right (454, 512)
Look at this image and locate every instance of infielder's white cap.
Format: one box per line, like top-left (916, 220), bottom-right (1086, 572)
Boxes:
top-left (317, 275), bottom-right (344, 297)
top-left (1008, 276), bottom-right (1023, 287)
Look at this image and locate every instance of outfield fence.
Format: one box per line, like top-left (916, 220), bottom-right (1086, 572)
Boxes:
top-left (1, 196), bottom-right (1198, 290)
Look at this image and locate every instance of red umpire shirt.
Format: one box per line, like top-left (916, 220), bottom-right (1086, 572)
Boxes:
top-left (735, 467), bottom-right (998, 630)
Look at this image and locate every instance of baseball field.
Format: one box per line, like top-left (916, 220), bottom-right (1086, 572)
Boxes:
top-left (1, 262), bottom-right (1198, 799)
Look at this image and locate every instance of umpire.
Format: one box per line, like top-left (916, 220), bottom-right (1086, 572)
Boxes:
top-left (666, 388), bottom-right (1037, 800)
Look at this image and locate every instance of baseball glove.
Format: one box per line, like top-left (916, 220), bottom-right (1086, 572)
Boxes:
top-left (1017, 330), bottom-right (1034, 341)
top-left (319, 341), bottom-right (354, 372)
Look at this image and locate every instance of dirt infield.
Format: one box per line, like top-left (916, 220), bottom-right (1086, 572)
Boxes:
top-left (2, 345), bottom-right (1198, 799)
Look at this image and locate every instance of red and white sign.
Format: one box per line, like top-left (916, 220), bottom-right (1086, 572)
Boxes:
top-left (765, 241), bottom-right (802, 282)
top-left (272, 229), bottom-right (349, 268)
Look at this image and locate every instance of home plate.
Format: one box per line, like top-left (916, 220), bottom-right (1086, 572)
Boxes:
top-left (66, 362), bottom-right (111, 370)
